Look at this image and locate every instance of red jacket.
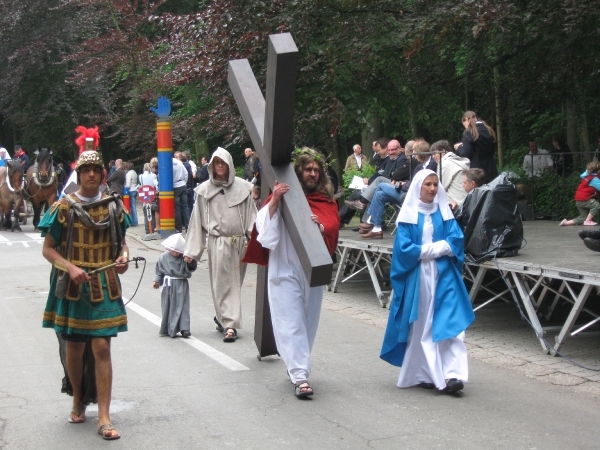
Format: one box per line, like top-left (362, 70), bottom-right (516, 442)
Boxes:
top-left (574, 174), bottom-right (599, 202)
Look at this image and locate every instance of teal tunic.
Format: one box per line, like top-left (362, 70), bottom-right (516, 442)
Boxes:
top-left (40, 199), bottom-right (131, 337)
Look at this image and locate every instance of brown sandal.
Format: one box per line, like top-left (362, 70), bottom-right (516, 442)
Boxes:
top-left (98, 423), bottom-right (121, 440)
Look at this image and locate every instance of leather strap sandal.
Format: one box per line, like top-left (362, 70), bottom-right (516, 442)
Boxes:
top-left (98, 423), bottom-right (121, 440)
top-left (223, 328), bottom-right (237, 342)
top-left (294, 381), bottom-right (314, 399)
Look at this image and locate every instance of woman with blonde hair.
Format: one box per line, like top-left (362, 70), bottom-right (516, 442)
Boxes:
top-left (454, 111), bottom-right (497, 183)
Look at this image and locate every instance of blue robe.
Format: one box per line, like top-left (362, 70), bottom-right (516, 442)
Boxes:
top-left (380, 209), bottom-right (475, 367)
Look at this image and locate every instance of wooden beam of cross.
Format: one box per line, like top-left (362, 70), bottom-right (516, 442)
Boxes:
top-left (228, 33), bottom-right (333, 287)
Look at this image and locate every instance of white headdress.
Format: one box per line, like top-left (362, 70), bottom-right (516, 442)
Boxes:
top-left (396, 169), bottom-right (454, 225)
top-left (161, 233), bottom-right (186, 254)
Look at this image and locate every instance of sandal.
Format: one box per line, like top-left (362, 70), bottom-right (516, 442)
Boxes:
top-left (67, 404), bottom-right (86, 423)
top-left (223, 328), bottom-right (237, 342)
top-left (98, 423), bottom-right (121, 440)
top-left (294, 381), bottom-right (314, 399)
top-left (214, 316), bottom-right (224, 333)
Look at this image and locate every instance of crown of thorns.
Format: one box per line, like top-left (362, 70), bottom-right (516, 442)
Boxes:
top-left (292, 147), bottom-right (334, 170)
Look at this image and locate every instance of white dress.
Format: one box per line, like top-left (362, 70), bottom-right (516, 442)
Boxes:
top-left (255, 204), bottom-right (324, 384)
top-left (397, 212), bottom-right (469, 389)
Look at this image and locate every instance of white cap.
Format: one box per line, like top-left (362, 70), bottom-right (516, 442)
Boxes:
top-left (161, 233), bottom-right (186, 254)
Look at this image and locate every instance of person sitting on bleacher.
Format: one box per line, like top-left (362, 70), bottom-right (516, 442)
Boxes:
top-left (359, 140), bottom-right (436, 239)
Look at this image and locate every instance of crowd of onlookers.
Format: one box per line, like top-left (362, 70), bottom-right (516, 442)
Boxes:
top-left (339, 111), bottom-right (494, 239)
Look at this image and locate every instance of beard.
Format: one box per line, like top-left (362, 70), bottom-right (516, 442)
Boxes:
top-left (301, 177), bottom-right (319, 193)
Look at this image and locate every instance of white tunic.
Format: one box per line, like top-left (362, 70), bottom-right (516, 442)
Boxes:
top-left (255, 203), bottom-right (324, 384)
top-left (398, 212), bottom-right (469, 390)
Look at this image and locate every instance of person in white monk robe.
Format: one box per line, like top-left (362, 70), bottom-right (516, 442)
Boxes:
top-left (248, 148), bottom-right (339, 399)
top-left (380, 169), bottom-right (475, 393)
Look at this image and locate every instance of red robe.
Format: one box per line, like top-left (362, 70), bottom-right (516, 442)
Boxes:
top-left (242, 191), bottom-right (340, 266)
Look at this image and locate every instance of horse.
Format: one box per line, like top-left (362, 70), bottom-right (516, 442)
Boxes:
top-left (26, 147), bottom-right (58, 229)
top-left (0, 160), bottom-right (25, 231)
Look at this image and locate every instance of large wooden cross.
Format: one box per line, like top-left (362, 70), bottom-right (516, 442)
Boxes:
top-left (228, 33), bottom-right (333, 357)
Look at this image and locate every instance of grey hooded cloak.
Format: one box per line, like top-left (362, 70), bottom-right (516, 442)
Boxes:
top-left (184, 147), bottom-right (257, 330)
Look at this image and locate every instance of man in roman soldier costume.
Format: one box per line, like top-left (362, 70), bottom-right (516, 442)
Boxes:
top-left (39, 126), bottom-right (130, 440)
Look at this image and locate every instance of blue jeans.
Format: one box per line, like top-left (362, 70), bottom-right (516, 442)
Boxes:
top-left (129, 190), bottom-right (139, 226)
top-left (174, 185), bottom-right (189, 231)
top-left (366, 183), bottom-right (405, 226)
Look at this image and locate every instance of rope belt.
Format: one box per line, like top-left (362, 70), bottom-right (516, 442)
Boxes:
top-left (160, 276), bottom-right (186, 292)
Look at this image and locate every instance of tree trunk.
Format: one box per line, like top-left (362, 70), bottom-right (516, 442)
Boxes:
top-left (361, 117), bottom-right (381, 161)
top-left (332, 133), bottom-right (344, 182)
top-left (494, 66), bottom-right (504, 167)
top-left (572, 72), bottom-right (591, 161)
top-left (566, 96), bottom-right (578, 155)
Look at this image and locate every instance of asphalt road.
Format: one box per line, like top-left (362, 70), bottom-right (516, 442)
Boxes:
top-left (0, 226), bottom-right (598, 450)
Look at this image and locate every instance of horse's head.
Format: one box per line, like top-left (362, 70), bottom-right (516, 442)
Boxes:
top-left (36, 147), bottom-right (53, 183)
top-left (7, 160), bottom-right (23, 193)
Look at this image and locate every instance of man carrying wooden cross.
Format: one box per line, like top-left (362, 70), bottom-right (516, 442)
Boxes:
top-left (246, 148), bottom-right (339, 398)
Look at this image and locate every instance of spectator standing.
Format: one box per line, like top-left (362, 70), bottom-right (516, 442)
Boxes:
top-left (107, 160), bottom-right (116, 177)
top-left (454, 111), bottom-right (498, 183)
top-left (125, 162), bottom-right (139, 226)
top-left (552, 135), bottom-right (574, 176)
top-left (345, 144), bottom-right (368, 171)
top-left (243, 147), bottom-right (258, 182)
top-left (176, 151), bottom-right (194, 218)
top-left (139, 162), bottom-right (158, 234)
top-left (198, 156), bottom-right (209, 184)
top-left (432, 140), bottom-right (470, 205)
top-left (106, 159), bottom-right (125, 195)
top-left (523, 140), bottom-right (553, 177)
top-left (172, 152), bottom-right (189, 233)
top-left (184, 148), bottom-right (257, 343)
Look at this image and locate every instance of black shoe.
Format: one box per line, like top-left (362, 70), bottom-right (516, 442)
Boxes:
top-left (214, 316), bottom-right (224, 332)
top-left (583, 238), bottom-right (600, 252)
top-left (181, 330), bottom-right (191, 338)
top-left (579, 229), bottom-right (600, 240)
top-left (382, 224), bottom-right (388, 232)
top-left (443, 378), bottom-right (464, 393)
top-left (418, 382), bottom-right (435, 389)
top-left (351, 226), bottom-right (360, 232)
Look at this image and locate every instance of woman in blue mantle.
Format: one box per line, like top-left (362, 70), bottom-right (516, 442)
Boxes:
top-left (380, 169), bottom-right (475, 393)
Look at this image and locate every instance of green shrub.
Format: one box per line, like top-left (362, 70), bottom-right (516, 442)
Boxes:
top-left (342, 163), bottom-right (377, 199)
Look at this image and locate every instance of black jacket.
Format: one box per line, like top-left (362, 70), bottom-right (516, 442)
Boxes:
top-left (106, 167), bottom-right (126, 195)
top-left (368, 154), bottom-right (405, 185)
top-left (457, 122), bottom-right (498, 183)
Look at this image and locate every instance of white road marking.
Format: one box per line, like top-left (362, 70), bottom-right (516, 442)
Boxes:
top-left (25, 233), bottom-right (43, 240)
top-left (0, 235), bottom-right (8, 242)
top-left (22, 242), bottom-right (30, 248)
top-left (125, 300), bottom-right (250, 372)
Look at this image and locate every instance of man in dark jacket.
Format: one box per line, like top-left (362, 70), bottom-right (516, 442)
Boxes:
top-left (243, 148), bottom-right (258, 182)
top-left (106, 159), bottom-right (125, 195)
